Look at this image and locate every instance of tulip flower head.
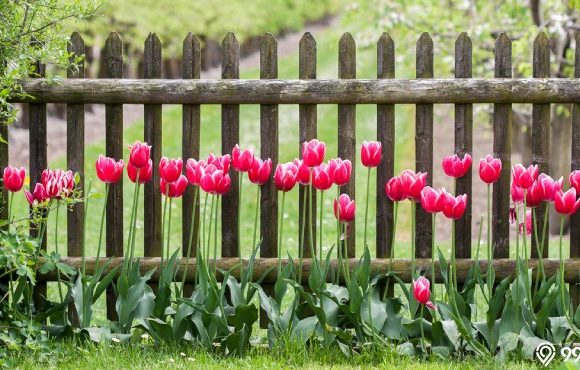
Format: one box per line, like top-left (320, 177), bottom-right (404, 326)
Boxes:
top-left (312, 164), bottom-right (333, 191)
top-left (442, 153), bottom-right (472, 178)
top-left (399, 170), bottom-right (427, 202)
top-left (160, 175), bottom-right (188, 198)
top-left (442, 193), bottom-right (467, 220)
top-left (385, 176), bottom-right (405, 202)
top-left (200, 168), bottom-right (231, 195)
top-left (412, 276), bottom-right (436, 309)
top-left (42, 169), bottom-right (75, 199)
top-left (232, 144), bottom-right (254, 172)
top-left (519, 210), bottom-right (532, 236)
top-left (159, 157), bottom-right (183, 183)
top-left (186, 159), bottom-right (203, 186)
top-left (206, 153), bottom-right (231, 173)
top-left (334, 193), bottom-right (355, 222)
top-left (524, 181), bottom-right (543, 208)
top-left (3, 166), bottom-right (25, 192)
top-left (274, 162), bottom-right (298, 192)
top-left (294, 159), bottom-right (311, 185)
top-left (420, 186), bottom-right (447, 214)
top-left (555, 188), bottom-right (580, 215)
top-left (536, 174), bottom-right (563, 202)
top-left (328, 158), bottom-right (352, 186)
top-left (248, 158), bottom-right (272, 185)
top-left (25, 183), bottom-right (49, 206)
top-left (302, 139), bottom-right (326, 167)
top-left (127, 160), bottom-right (153, 184)
top-left (570, 170), bottom-right (580, 193)
top-left (128, 141), bottom-right (152, 168)
top-left (360, 141), bottom-right (382, 168)
top-left (479, 155), bottom-right (502, 184)
top-left (95, 156), bottom-right (124, 184)
top-left (511, 181), bottom-right (524, 205)
top-left (512, 164), bottom-right (539, 189)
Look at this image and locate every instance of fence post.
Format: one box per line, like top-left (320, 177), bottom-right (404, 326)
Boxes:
top-left (492, 33), bottom-right (512, 259)
top-left (29, 57), bottom-right (47, 309)
top-left (415, 33), bottom-right (434, 260)
top-left (338, 33), bottom-right (357, 257)
top-left (531, 32), bottom-right (550, 259)
top-left (299, 33), bottom-right (317, 258)
top-left (570, 32), bottom-right (580, 307)
top-left (104, 32), bottom-right (124, 320)
top-left (259, 33), bottom-right (278, 328)
top-left (182, 33), bottom-right (201, 297)
top-left (376, 33), bottom-right (395, 260)
top-left (66, 32), bottom-right (85, 326)
top-left (144, 33), bottom-right (163, 258)
top-left (454, 33), bottom-right (473, 258)
top-left (221, 33), bottom-right (240, 258)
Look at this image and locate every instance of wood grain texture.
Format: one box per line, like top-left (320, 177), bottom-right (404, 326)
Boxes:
top-left (376, 33), bottom-right (395, 258)
top-left (221, 33), bottom-right (240, 258)
top-left (143, 33), bottom-right (163, 258)
top-left (299, 33), bottom-right (317, 258)
top-left (415, 33), bottom-right (433, 258)
top-left (38, 257), bottom-right (580, 284)
top-left (454, 32), bottom-right (473, 258)
top-left (104, 32), bottom-right (123, 320)
top-left (338, 33), bottom-right (356, 257)
top-left (571, 32), bottom-right (580, 306)
top-left (531, 32), bottom-right (550, 259)
top-left (492, 33), bottom-right (512, 259)
top-left (16, 78), bottom-right (580, 104)
top-left (66, 32), bottom-right (85, 258)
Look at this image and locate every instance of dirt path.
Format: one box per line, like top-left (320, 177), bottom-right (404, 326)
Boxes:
top-left (7, 18), bottom-right (338, 168)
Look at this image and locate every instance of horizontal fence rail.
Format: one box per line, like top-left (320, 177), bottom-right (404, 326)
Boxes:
top-left (13, 78), bottom-right (580, 104)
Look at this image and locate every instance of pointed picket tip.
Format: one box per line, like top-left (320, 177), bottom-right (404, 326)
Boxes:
top-left (263, 32), bottom-right (277, 44)
top-left (496, 32), bottom-right (511, 46)
top-left (455, 32), bottom-right (471, 47)
top-left (70, 32), bottom-right (84, 45)
top-left (417, 32), bottom-right (433, 46)
top-left (300, 32), bottom-right (316, 47)
top-left (378, 32), bottom-right (394, 48)
top-left (105, 32), bottom-right (122, 47)
top-left (222, 32), bottom-right (238, 47)
top-left (339, 32), bottom-right (355, 45)
top-left (146, 32), bottom-right (161, 43)
top-left (183, 32), bottom-right (200, 49)
top-left (534, 31), bottom-right (549, 46)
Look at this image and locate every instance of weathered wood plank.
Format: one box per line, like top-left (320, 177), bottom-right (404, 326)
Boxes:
top-left (16, 78), bottom-right (580, 105)
top-left (221, 33), bottom-right (240, 258)
top-left (299, 33), bottom-right (317, 258)
top-left (39, 257), bottom-right (580, 284)
top-left (67, 32), bottom-right (85, 258)
top-left (415, 33), bottom-right (433, 259)
top-left (454, 33), bottom-right (473, 258)
top-left (144, 33), bottom-right (163, 258)
top-left (570, 32), bottom-right (580, 306)
top-left (492, 33), bottom-right (512, 259)
top-left (259, 32), bottom-right (278, 329)
top-left (531, 32), bottom-right (550, 259)
top-left (338, 33), bottom-right (356, 257)
top-left (104, 32), bottom-right (124, 320)
top-left (376, 33), bottom-right (395, 259)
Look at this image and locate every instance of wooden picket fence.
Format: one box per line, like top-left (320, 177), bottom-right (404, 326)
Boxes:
top-left (6, 30), bottom-right (580, 320)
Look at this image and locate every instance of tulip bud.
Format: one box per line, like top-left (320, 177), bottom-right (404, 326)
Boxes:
top-left (479, 155), bottom-right (502, 184)
top-left (159, 157), bottom-right (183, 183)
top-left (128, 141), bottom-right (152, 168)
top-left (442, 153), bottom-right (472, 178)
top-left (232, 144), bottom-right (254, 172)
top-left (3, 166), bottom-right (25, 192)
top-left (95, 155), bottom-right (124, 184)
top-left (512, 163), bottom-right (539, 189)
top-left (360, 141), bottom-right (382, 168)
top-left (248, 158), bottom-right (272, 185)
top-left (334, 193), bottom-right (355, 222)
top-left (302, 139), bottom-right (326, 167)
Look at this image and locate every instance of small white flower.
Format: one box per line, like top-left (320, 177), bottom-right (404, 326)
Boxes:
top-left (111, 337), bottom-right (120, 343)
top-left (180, 352), bottom-right (186, 357)
top-left (141, 333), bottom-right (149, 339)
top-left (169, 358), bottom-right (174, 363)
top-left (187, 357), bottom-right (195, 362)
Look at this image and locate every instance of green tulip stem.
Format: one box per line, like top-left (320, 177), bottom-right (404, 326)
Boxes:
top-left (363, 167), bottom-right (371, 249)
top-left (54, 200), bottom-right (64, 304)
top-left (238, 172), bottom-right (243, 278)
top-left (213, 196), bottom-right (219, 275)
top-left (252, 185), bottom-right (260, 250)
top-left (95, 184), bottom-right (108, 271)
top-left (319, 190), bottom-right (324, 258)
top-left (182, 186), bottom-right (199, 295)
top-left (277, 191), bottom-right (286, 276)
top-left (298, 185), bottom-right (308, 285)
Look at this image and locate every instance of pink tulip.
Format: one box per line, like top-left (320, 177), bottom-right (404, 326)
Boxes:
top-left (400, 169), bottom-right (427, 202)
top-left (328, 158), bottom-right (351, 186)
top-left (442, 193), bottom-right (467, 220)
top-left (248, 158), bottom-right (272, 185)
top-left (185, 159), bottom-right (203, 186)
top-left (361, 141), bottom-right (382, 168)
top-left (159, 157), bottom-right (183, 183)
top-left (385, 176), bottom-right (405, 202)
top-left (127, 160), bottom-right (153, 184)
top-left (519, 210), bottom-right (532, 236)
top-left (511, 181), bottom-right (524, 204)
top-left (160, 175), bottom-right (188, 198)
top-left (479, 155), bottom-right (502, 184)
top-left (420, 186), bottom-right (446, 214)
top-left (312, 164), bottom-right (333, 191)
top-left (25, 183), bottom-right (49, 206)
top-left (512, 164), bottom-right (539, 189)
top-left (3, 166), bottom-right (25, 192)
top-left (442, 153), bottom-right (472, 178)
top-left (232, 144), bottom-right (254, 172)
top-left (570, 170), bottom-right (580, 193)
top-left (274, 162), bottom-right (298, 192)
top-left (42, 169), bottom-right (75, 199)
top-left (536, 173), bottom-right (563, 202)
top-left (206, 153), bottom-right (231, 173)
top-left (334, 193), bottom-right (355, 222)
top-left (524, 181), bottom-right (543, 208)
top-left (555, 188), bottom-right (580, 215)
top-left (128, 141), bottom-right (151, 168)
top-left (294, 159), bottom-right (311, 185)
top-left (412, 276), bottom-right (436, 309)
top-left (302, 139), bottom-right (326, 167)
top-left (95, 155), bottom-right (124, 184)
top-left (200, 169), bottom-right (231, 195)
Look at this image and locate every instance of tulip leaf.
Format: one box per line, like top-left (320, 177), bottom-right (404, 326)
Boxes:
top-left (291, 316), bottom-right (318, 345)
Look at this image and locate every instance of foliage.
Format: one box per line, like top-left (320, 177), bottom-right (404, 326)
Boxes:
top-left (0, 0), bottom-right (99, 125)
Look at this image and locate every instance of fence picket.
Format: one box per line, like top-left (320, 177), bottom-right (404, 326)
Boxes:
top-left (144, 33), bottom-right (163, 258)
top-left (221, 33), bottom-right (240, 258)
top-left (182, 33), bottom-right (201, 297)
top-left (299, 33), bottom-right (317, 258)
top-left (570, 32), bottom-right (580, 306)
top-left (376, 33), bottom-right (395, 259)
top-left (454, 33), bottom-right (473, 258)
top-left (104, 32), bottom-right (124, 320)
top-left (531, 32), bottom-right (550, 259)
top-left (492, 33), bottom-right (512, 258)
top-left (415, 33), bottom-right (434, 259)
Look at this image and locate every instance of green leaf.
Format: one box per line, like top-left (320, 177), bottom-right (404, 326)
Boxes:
top-left (396, 342), bottom-right (416, 357)
top-left (291, 316), bottom-right (318, 345)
